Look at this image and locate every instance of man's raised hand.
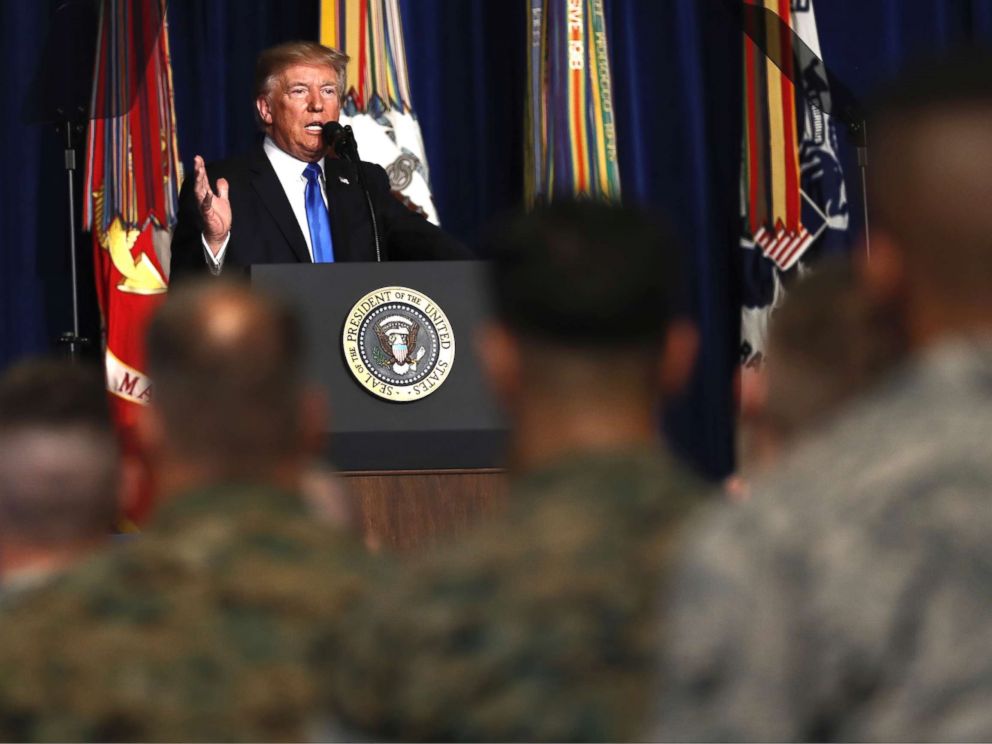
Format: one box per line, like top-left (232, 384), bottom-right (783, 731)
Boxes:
top-left (193, 155), bottom-right (232, 255)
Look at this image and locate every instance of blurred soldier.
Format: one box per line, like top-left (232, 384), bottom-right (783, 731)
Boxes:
top-left (0, 359), bottom-right (119, 600)
top-left (0, 282), bottom-right (371, 741)
top-left (316, 201), bottom-right (709, 741)
top-left (740, 259), bottom-right (906, 472)
top-left (656, 52), bottom-right (992, 742)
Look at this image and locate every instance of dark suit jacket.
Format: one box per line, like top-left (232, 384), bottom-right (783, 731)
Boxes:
top-left (169, 142), bottom-right (468, 282)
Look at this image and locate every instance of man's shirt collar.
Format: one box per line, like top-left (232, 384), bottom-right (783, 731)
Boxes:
top-left (263, 135), bottom-right (325, 183)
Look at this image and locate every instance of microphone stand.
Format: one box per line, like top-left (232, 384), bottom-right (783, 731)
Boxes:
top-left (849, 120), bottom-right (870, 261)
top-left (327, 124), bottom-right (382, 262)
top-left (24, 0), bottom-right (101, 361)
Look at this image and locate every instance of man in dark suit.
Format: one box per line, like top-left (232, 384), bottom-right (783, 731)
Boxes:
top-left (170, 41), bottom-right (465, 281)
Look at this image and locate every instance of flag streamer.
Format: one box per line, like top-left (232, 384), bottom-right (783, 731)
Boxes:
top-left (321, 0), bottom-right (441, 224)
top-left (83, 0), bottom-right (181, 241)
top-left (742, 0), bottom-right (805, 266)
top-left (525, 0), bottom-right (621, 205)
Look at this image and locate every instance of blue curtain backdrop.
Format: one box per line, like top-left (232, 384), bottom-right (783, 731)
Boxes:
top-left (5, 0), bottom-right (992, 479)
top-left (1, 0), bottom-right (98, 368)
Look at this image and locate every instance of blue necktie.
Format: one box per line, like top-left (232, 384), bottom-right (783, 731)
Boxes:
top-left (303, 163), bottom-right (335, 263)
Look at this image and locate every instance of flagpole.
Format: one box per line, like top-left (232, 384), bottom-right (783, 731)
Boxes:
top-left (856, 121), bottom-right (870, 262)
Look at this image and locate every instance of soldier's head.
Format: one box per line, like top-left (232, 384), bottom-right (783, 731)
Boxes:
top-left (141, 280), bottom-right (325, 494)
top-left (743, 260), bottom-right (907, 471)
top-left (479, 201), bottom-right (697, 462)
top-left (0, 359), bottom-right (119, 567)
top-left (865, 50), bottom-right (992, 345)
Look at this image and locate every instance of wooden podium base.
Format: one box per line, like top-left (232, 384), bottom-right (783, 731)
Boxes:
top-left (341, 469), bottom-right (509, 551)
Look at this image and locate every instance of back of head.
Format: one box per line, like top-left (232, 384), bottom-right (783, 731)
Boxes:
top-left (487, 200), bottom-right (683, 350)
top-left (868, 49), bottom-right (992, 317)
top-left (146, 280), bottom-right (308, 481)
top-left (763, 261), bottom-right (907, 447)
top-left (483, 200), bottom-right (686, 410)
top-left (0, 359), bottom-right (118, 544)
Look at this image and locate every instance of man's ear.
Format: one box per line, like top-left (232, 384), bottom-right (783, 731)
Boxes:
top-left (255, 95), bottom-right (273, 126)
top-left (475, 322), bottom-right (522, 403)
top-left (857, 230), bottom-right (906, 307)
top-left (659, 319), bottom-right (699, 396)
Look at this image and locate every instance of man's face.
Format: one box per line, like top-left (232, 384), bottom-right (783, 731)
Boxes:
top-left (256, 63), bottom-right (341, 162)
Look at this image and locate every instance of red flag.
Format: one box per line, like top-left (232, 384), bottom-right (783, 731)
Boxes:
top-left (83, 0), bottom-right (182, 525)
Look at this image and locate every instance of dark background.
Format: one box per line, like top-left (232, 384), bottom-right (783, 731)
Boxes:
top-left (3, 0), bottom-right (992, 480)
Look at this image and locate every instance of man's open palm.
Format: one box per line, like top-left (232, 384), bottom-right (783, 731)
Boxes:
top-left (193, 155), bottom-right (232, 254)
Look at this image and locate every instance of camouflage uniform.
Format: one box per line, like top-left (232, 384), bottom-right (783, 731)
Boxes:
top-left (318, 447), bottom-right (707, 742)
top-left (656, 337), bottom-right (992, 742)
top-left (0, 484), bottom-right (373, 742)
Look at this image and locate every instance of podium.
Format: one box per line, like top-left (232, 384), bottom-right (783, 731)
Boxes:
top-left (252, 261), bottom-right (509, 550)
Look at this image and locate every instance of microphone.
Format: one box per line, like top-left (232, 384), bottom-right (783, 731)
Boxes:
top-left (322, 121), bottom-right (358, 161)
top-left (321, 121), bottom-right (382, 261)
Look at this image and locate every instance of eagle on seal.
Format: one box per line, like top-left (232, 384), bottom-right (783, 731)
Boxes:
top-left (374, 322), bottom-right (423, 374)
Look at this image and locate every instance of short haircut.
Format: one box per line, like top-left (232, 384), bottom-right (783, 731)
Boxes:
top-left (867, 49), bottom-right (992, 302)
top-left (145, 280), bottom-right (307, 477)
top-left (0, 359), bottom-right (119, 543)
top-left (485, 200), bottom-right (684, 349)
top-left (254, 41), bottom-right (350, 101)
top-left (867, 47), bottom-right (992, 126)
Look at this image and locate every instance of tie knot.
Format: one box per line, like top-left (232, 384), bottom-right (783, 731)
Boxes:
top-left (303, 162), bottom-right (322, 182)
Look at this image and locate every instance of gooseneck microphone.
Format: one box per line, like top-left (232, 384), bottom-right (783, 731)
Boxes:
top-left (322, 121), bottom-right (357, 160)
top-left (323, 121), bottom-right (381, 261)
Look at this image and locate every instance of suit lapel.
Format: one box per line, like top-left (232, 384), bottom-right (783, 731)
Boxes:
top-left (248, 144), bottom-right (311, 264)
top-left (323, 157), bottom-right (361, 261)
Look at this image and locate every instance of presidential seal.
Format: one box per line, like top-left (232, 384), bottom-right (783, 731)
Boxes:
top-left (342, 286), bottom-right (455, 402)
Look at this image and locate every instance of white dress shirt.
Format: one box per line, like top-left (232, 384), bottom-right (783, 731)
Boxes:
top-left (203, 136), bottom-right (329, 272)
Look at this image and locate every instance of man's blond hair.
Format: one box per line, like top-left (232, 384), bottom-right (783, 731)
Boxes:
top-left (254, 41), bottom-right (349, 101)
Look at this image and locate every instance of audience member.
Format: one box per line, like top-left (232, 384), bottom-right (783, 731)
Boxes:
top-left (656, 51), bottom-right (992, 742)
top-left (0, 281), bottom-right (371, 741)
top-left (315, 201), bottom-right (709, 741)
top-left (0, 359), bottom-right (119, 600)
top-left (741, 259), bottom-right (906, 472)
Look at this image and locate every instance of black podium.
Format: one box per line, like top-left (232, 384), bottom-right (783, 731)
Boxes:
top-left (251, 261), bottom-right (509, 549)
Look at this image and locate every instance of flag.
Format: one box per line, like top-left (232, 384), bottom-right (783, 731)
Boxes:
top-left (739, 0), bottom-right (850, 368)
top-left (83, 0), bottom-right (182, 524)
top-left (320, 0), bottom-right (439, 224)
top-left (525, 0), bottom-right (621, 204)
